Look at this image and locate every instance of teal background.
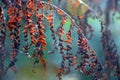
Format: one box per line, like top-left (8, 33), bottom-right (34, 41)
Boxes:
top-left (1, 0), bottom-right (120, 80)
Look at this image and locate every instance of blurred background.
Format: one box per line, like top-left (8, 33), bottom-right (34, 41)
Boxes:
top-left (0, 0), bottom-right (120, 80)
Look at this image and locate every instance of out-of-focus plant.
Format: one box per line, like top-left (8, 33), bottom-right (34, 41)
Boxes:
top-left (0, 0), bottom-right (120, 80)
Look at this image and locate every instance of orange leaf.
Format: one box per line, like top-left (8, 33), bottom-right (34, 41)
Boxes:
top-left (39, 56), bottom-right (46, 69)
